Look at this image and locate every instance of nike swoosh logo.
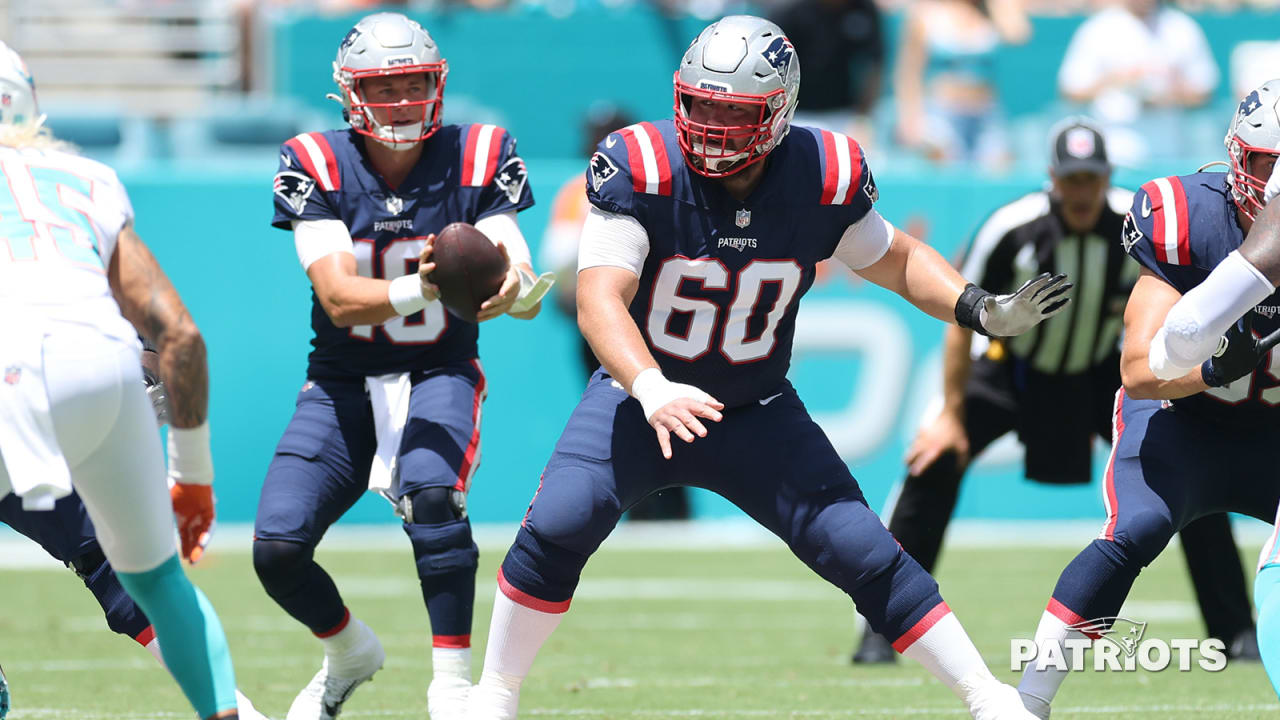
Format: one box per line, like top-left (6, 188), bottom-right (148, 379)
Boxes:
top-left (759, 392), bottom-right (783, 405)
top-left (1141, 196), bottom-right (1152, 218)
top-left (605, 135), bottom-right (617, 148)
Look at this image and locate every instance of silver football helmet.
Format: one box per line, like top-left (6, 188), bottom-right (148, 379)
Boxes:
top-left (0, 42), bottom-right (39, 127)
top-left (332, 12), bottom-right (447, 150)
top-left (1225, 79), bottom-right (1280, 220)
top-left (673, 15), bottom-right (800, 177)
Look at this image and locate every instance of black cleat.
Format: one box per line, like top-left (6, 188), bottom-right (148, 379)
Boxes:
top-left (1228, 627), bottom-right (1261, 662)
top-left (851, 626), bottom-right (897, 665)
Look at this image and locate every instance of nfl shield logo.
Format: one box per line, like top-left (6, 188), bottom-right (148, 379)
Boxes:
top-left (3, 365), bottom-right (19, 385)
top-left (735, 209), bottom-right (751, 228)
top-left (386, 195), bottom-right (404, 215)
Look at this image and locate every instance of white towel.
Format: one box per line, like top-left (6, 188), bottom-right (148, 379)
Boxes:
top-left (0, 323), bottom-right (72, 510)
top-left (365, 372), bottom-right (413, 496)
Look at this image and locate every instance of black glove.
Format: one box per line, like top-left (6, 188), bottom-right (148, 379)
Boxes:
top-left (1201, 313), bottom-right (1280, 387)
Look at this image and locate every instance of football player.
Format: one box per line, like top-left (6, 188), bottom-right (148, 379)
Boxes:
top-left (853, 118), bottom-right (1257, 665)
top-left (0, 42), bottom-right (239, 720)
top-left (0, 344), bottom-right (266, 718)
top-left (1016, 81), bottom-right (1280, 717)
top-left (468, 16), bottom-right (1068, 720)
top-left (257, 12), bottom-right (549, 720)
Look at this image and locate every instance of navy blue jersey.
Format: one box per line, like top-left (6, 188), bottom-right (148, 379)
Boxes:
top-left (1123, 171), bottom-right (1280, 425)
top-left (272, 125), bottom-right (534, 380)
top-left (586, 120), bottom-right (876, 408)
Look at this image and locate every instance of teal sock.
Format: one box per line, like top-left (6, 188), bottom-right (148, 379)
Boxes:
top-left (117, 554), bottom-right (237, 718)
top-left (1255, 564), bottom-right (1280, 700)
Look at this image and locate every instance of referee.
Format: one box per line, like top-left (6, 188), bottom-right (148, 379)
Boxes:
top-left (853, 118), bottom-right (1259, 663)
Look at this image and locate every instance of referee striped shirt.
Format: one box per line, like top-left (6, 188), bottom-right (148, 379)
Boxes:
top-left (958, 187), bottom-right (1140, 375)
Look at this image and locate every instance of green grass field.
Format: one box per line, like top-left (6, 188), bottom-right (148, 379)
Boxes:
top-left (4, 537), bottom-right (1279, 719)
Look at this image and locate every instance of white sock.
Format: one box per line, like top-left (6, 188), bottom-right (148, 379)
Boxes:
top-left (433, 646), bottom-right (472, 681)
top-left (478, 585), bottom-right (564, 685)
top-left (320, 614), bottom-right (375, 670)
top-left (143, 636), bottom-right (166, 667)
top-left (899, 610), bottom-right (997, 703)
top-left (1017, 609), bottom-right (1085, 706)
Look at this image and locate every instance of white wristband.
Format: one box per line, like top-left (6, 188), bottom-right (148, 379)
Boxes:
top-left (168, 422), bottom-right (214, 485)
top-left (388, 274), bottom-right (428, 316)
top-left (630, 367), bottom-right (675, 421)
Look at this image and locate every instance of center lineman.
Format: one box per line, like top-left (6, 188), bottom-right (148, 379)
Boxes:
top-left (853, 118), bottom-right (1257, 664)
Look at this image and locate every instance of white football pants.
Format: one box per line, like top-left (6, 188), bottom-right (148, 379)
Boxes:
top-left (0, 325), bottom-right (175, 573)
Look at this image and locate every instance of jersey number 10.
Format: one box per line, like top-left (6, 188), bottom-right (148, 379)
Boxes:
top-left (350, 237), bottom-right (447, 344)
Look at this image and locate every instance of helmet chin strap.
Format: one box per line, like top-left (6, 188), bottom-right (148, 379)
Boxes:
top-left (692, 141), bottom-right (750, 172)
top-left (371, 121), bottom-right (424, 151)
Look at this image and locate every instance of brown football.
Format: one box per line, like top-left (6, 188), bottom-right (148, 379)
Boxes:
top-left (428, 222), bottom-right (509, 323)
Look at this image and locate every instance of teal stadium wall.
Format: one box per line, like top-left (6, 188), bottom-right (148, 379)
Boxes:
top-left (120, 7), bottom-right (1280, 525)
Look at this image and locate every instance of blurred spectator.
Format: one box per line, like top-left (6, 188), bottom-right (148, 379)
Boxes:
top-left (541, 104), bottom-right (631, 378)
top-left (893, 0), bottom-right (1030, 170)
top-left (771, 0), bottom-right (884, 142)
top-left (1058, 0), bottom-right (1218, 164)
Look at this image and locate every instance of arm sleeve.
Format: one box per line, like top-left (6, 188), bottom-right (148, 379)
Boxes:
top-left (831, 208), bottom-right (894, 271)
top-left (273, 143), bottom-right (339, 229)
top-left (578, 205), bottom-right (650, 276)
top-left (292, 219), bottom-right (353, 272)
top-left (474, 209), bottom-right (533, 268)
top-left (476, 130), bottom-right (535, 220)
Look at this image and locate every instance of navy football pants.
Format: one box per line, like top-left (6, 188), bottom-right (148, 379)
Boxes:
top-left (1049, 390), bottom-right (1280, 627)
top-left (254, 361), bottom-right (484, 641)
top-left (500, 373), bottom-right (948, 647)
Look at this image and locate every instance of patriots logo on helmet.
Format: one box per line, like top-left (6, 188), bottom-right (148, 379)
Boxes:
top-left (761, 37), bottom-right (794, 85)
top-left (338, 27), bottom-right (361, 55)
top-left (1067, 616), bottom-right (1147, 657)
top-left (494, 156), bottom-right (529, 204)
top-left (273, 171), bottom-right (316, 215)
top-left (590, 151), bottom-right (619, 192)
top-left (1239, 90), bottom-right (1263, 121)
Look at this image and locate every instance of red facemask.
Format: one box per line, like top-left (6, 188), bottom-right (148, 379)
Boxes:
top-left (343, 64), bottom-right (447, 145)
top-left (673, 73), bottom-right (785, 178)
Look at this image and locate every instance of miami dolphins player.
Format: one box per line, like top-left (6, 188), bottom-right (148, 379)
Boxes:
top-left (1017, 81), bottom-right (1280, 717)
top-left (0, 40), bottom-right (240, 720)
top-left (468, 15), bottom-right (1069, 720)
top-left (0, 342), bottom-right (267, 719)
top-left (257, 11), bottom-right (550, 720)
